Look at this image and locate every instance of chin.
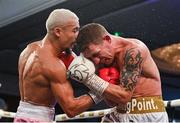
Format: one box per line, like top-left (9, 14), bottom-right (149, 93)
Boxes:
top-left (104, 63), bottom-right (113, 67)
top-left (105, 60), bottom-right (114, 66)
top-left (65, 48), bottom-right (71, 54)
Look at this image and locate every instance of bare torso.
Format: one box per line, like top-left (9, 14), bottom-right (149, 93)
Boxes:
top-left (115, 38), bottom-right (162, 98)
top-left (19, 41), bottom-right (56, 107)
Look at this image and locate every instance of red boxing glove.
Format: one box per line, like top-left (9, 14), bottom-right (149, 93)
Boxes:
top-left (59, 52), bottom-right (75, 69)
top-left (98, 67), bottom-right (120, 85)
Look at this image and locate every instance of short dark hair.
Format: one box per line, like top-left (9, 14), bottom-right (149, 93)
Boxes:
top-left (76, 23), bottom-right (108, 52)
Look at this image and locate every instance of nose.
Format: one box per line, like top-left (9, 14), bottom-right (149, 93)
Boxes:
top-left (93, 57), bottom-right (101, 65)
top-left (75, 31), bottom-right (79, 37)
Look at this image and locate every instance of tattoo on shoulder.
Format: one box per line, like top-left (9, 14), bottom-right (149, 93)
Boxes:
top-left (120, 48), bottom-right (143, 91)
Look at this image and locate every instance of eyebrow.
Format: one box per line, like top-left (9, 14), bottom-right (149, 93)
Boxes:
top-left (92, 50), bottom-right (100, 57)
top-left (73, 27), bottom-right (80, 31)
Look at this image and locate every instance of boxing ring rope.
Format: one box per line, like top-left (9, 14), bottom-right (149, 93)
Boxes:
top-left (55, 99), bottom-right (180, 121)
top-left (0, 110), bottom-right (15, 119)
top-left (55, 108), bottom-right (112, 121)
top-left (0, 99), bottom-right (180, 121)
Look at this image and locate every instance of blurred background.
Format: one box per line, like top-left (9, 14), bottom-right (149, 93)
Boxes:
top-left (0, 0), bottom-right (180, 122)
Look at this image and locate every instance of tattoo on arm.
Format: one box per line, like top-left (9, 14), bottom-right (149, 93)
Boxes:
top-left (120, 48), bottom-right (143, 91)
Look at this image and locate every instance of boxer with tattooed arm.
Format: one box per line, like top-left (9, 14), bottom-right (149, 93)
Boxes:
top-left (68, 23), bottom-right (169, 122)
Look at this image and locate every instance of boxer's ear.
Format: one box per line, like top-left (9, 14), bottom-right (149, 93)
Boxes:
top-left (53, 27), bottom-right (61, 37)
top-left (103, 35), bottom-right (111, 44)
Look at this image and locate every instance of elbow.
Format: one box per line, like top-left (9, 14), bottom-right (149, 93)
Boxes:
top-left (123, 95), bottom-right (132, 104)
top-left (63, 107), bottom-right (77, 118)
top-left (117, 98), bottom-right (130, 105)
top-left (63, 103), bottom-right (78, 118)
top-left (65, 110), bottom-right (76, 118)
top-left (117, 92), bottom-right (132, 104)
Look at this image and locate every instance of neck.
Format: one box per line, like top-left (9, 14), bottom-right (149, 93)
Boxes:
top-left (42, 34), bottom-right (62, 57)
top-left (111, 35), bottom-right (127, 53)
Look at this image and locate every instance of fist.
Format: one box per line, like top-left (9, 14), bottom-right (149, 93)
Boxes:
top-left (98, 67), bottom-right (120, 85)
top-left (68, 54), bottom-right (109, 96)
top-left (59, 52), bottom-right (74, 69)
top-left (67, 54), bottom-right (96, 82)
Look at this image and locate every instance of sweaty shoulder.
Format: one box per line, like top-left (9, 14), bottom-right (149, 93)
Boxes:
top-left (20, 41), bottom-right (41, 57)
top-left (126, 38), bottom-right (146, 47)
top-left (119, 39), bottom-right (147, 91)
top-left (42, 55), bottom-right (67, 82)
top-left (125, 38), bottom-right (150, 58)
top-left (28, 41), bottom-right (41, 47)
top-left (24, 41), bottom-right (41, 50)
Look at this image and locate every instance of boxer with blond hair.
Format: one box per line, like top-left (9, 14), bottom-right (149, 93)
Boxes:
top-left (14, 9), bottom-right (100, 122)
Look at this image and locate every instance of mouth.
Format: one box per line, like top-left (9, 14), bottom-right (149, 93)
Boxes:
top-left (104, 58), bottom-right (113, 65)
top-left (70, 42), bottom-right (76, 49)
top-left (101, 58), bottom-right (109, 63)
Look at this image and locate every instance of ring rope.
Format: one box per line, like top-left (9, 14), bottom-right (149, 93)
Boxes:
top-left (164, 99), bottom-right (180, 107)
top-left (0, 110), bottom-right (16, 118)
top-left (55, 99), bottom-right (180, 121)
top-left (55, 108), bottom-right (112, 121)
top-left (0, 99), bottom-right (180, 121)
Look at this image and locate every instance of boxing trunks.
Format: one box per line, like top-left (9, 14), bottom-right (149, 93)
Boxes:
top-left (101, 96), bottom-right (169, 122)
top-left (14, 101), bottom-right (55, 122)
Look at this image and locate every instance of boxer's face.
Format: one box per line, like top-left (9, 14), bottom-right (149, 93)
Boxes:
top-left (58, 19), bottom-right (80, 49)
top-left (84, 39), bottom-right (114, 66)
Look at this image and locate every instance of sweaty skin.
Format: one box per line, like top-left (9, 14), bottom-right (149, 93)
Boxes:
top-left (75, 23), bottom-right (168, 122)
top-left (19, 41), bottom-right (56, 107)
top-left (15, 9), bottom-right (97, 121)
top-left (18, 39), bottom-right (94, 117)
top-left (84, 36), bottom-right (162, 104)
top-left (115, 38), bottom-right (161, 97)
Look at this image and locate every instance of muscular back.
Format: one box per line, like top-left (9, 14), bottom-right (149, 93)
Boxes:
top-left (19, 41), bottom-right (56, 107)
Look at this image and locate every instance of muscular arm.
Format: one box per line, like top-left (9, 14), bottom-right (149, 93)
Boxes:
top-left (104, 47), bottom-right (144, 104)
top-left (46, 59), bottom-right (94, 117)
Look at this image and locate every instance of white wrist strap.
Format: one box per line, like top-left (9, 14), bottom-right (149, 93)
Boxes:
top-left (85, 74), bottom-right (109, 96)
top-left (88, 91), bottom-right (103, 104)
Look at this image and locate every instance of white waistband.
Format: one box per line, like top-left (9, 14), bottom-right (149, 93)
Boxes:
top-left (15, 101), bottom-right (55, 121)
